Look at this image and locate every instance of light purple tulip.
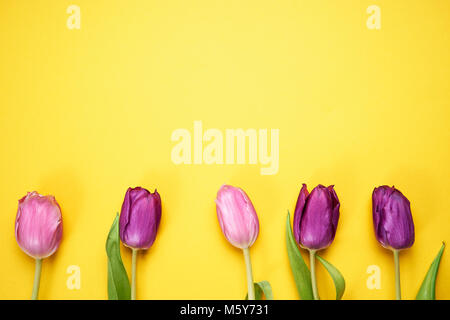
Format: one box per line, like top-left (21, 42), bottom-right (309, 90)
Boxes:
top-left (15, 192), bottom-right (63, 259)
top-left (293, 184), bottom-right (340, 251)
top-left (372, 185), bottom-right (415, 250)
top-left (119, 187), bottom-right (161, 250)
top-left (215, 185), bottom-right (259, 249)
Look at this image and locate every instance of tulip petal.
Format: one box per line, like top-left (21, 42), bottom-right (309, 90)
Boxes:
top-left (327, 185), bottom-right (340, 234)
top-left (286, 211), bottom-right (314, 300)
top-left (152, 190), bottom-right (162, 230)
top-left (119, 188), bottom-right (132, 242)
top-left (293, 184), bottom-right (308, 244)
top-left (385, 189), bottom-right (415, 249)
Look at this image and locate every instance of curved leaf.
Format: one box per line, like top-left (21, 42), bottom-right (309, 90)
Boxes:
top-left (285, 211), bottom-right (314, 300)
top-left (245, 281), bottom-right (274, 300)
top-left (416, 242), bottom-right (445, 300)
top-left (316, 254), bottom-right (345, 300)
top-left (106, 214), bottom-right (131, 300)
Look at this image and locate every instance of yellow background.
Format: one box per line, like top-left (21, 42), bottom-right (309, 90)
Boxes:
top-left (1, 0), bottom-right (449, 300)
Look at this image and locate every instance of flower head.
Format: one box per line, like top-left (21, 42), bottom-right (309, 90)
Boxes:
top-left (293, 184), bottom-right (340, 251)
top-left (215, 185), bottom-right (259, 249)
top-left (372, 185), bottom-right (415, 250)
top-left (15, 192), bottom-right (63, 259)
top-left (119, 187), bottom-right (161, 250)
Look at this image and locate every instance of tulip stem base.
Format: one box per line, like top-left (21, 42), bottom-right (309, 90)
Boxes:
top-left (131, 249), bottom-right (138, 300)
top-left (309, 250), bottom-right (319, 300)
top-left (31, 258), bottom-right (42, 300)
top-left (243, 248), bottom-right (255, 300)
top-left (393, 249), bottom-right (401, 300)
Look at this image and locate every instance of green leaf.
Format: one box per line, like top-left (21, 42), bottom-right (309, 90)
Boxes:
top-left (106, 214), bottom-right (131, 300)
top-left (316, 254), bottom-right (346, 300)
top-left (245, 281), bottom-right (274, 300)
top-left (285, 211), bottom-right (314, 300)
top-left (416, 242), bottom-right (445, 300)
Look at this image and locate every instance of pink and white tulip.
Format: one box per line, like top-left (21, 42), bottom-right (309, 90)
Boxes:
top-left (215, 185), bottom-right (259, 249)
top-left (15, 191), bottom-right (63, 259)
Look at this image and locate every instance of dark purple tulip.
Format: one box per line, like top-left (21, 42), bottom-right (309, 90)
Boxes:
top-left (293, 184), bottom-right (340, 250)
top-left (372, 185), bottom-right (414, 250)
top-left (119, 187), bottom-right (161, 250)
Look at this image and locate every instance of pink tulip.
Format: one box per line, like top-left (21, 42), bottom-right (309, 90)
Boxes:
top-left (215, 185), bottom-right (260, 300)
top-left (15, 192), bottom-right (63, 259)
top-left (215, 185), bottom-right (259, 249)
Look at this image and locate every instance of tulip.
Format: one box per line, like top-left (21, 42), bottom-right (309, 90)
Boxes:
top-left (15, 191), bottom-right (63, 299)
top-left (293, 184), bottom-right (340, 300)
top-left (119, 187), bottom-right (161, 300)
top-left (215, 185), bottom-right (259, 299)
top-left (372, 185), bottom-right (415, 250)
top-left (215, 185), bottom-right (259, 249)
top-left (372, 185), bottom-right (415, 300)
top-left (119, 187), bottom-right (161, 250)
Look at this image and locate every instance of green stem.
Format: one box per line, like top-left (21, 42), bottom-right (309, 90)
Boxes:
top-left (131, 249), bottom-right (138, 300)
top-left (31, 258), bottom-right (42, 300)
top-left (243, 248), bottom-right (255, 300)
top-left (393, 249), bottom-right (401, 300)
top-left (309, 250), bottom-right (319, 300)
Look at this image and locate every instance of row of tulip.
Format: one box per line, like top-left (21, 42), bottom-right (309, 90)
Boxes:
top-left (14, 184), bottom-right (444, 300)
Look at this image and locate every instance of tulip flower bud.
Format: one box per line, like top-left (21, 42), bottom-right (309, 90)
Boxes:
top-left (215, 185), bottom-right (259, 249)
top-left (293, 184), bottom-right (340, 251)
top-left (372, 185), bottom-right (415, 250)
top-left (119, 187), bottom-right (161, 250)
top-left (15, 191), bottom-right (63, 259)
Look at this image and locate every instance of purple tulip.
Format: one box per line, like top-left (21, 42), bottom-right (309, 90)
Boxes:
top-left (15, 192), bottom-right (63, 259)
top-left (215, 185), bottom-right (259, 249)
top-left (372, 185), bottom-right (415, 250)
top-left (119, 187), bottom-right (161, 250)
top-left (293, 184), bottom-right (340, 251)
